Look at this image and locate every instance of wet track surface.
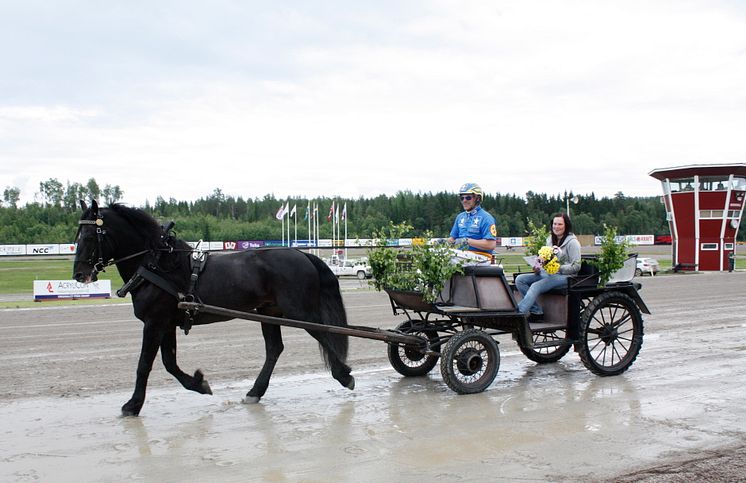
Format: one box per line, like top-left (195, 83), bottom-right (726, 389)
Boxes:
top-left (1, 273), bottom-right (746, 481)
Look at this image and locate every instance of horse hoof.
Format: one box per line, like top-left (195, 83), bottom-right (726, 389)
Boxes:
top-left (121, 405), bottom-right (140, 417)
top-left (242, 396), bottom-right (261, 404)
top-left (345, 376), bottom-right (355, 390)
top-left (201, 380), bottom-right (213, 395)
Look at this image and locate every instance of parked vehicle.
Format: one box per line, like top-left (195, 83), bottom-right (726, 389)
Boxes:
top-left (326, 259), bottom-right (372, 279)
top-left (636, 257), bottom-right (659, 276)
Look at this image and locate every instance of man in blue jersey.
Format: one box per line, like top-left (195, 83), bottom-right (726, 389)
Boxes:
top-left (447, 183), bottom-right (497, 263)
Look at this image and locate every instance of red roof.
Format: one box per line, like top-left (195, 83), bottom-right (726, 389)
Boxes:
top-left (649, 163), bottom-right (746, 180)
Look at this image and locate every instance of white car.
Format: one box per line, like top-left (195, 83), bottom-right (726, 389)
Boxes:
top-left (636, 257), bottom-right (659, 276)
top-left (326, 259), bottom-right (373, 279)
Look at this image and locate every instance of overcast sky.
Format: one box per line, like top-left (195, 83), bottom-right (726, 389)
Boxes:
top-left (1, 0), bottom-right (745, 206)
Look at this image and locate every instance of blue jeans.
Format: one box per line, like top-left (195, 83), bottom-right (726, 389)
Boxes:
top-left (515, 272), bottom-right (569, 314)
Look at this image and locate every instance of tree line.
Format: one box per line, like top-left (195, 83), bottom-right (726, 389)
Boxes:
top-left (0, 177), bottom-right (696, 244)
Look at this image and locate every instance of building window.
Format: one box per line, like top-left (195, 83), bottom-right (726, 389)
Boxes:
top-left (732, 177), bottom-right (746, 191)
top-left (699, 176), bottom-right (729, 191)
top-left (670, 178), bottom-right (695, 192)
top-left (701, 243), bottom-right (718, 250)
top-left (700, 210), bottom-right (724, 219)
top-left (725, 243), bottom-right (734, 250)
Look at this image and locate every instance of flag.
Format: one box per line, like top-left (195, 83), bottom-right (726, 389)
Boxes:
top-left (341, 203), bottom-right (347, 221)
top-left (303, 202), bottom-right (310, 220)
top-left (275, 203), bottom-right (286, 220)
top-left (327, 201), bottom-right (335, 221)
top-left (289, 204), bottom-right (297, 217)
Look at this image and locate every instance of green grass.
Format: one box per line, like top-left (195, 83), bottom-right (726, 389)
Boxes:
top-left (0, 257), bottom-right (125, 294)
top-left (0, 297), bottom-right (131, 310)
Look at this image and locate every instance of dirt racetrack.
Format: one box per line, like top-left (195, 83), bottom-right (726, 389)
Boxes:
top-left (2, 272), bottom-right (746, 481)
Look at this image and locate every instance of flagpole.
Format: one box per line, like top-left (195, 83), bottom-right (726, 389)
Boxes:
top-left (344, 202), bottom-right (348, 261)
top-left (293, 205), bottom-right (297, 247)
top-left (281, 203), bottom-right (285, 247)
top-left (306, 201), bottom-right (310, 250)
top-left (285, 201), bottom-right (289, 246)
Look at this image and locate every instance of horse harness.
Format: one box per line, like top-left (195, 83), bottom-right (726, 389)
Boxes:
top-left (79, 214), bottom-right (207, 335)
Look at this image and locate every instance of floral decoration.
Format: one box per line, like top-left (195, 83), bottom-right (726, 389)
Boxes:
top-left (536, 246), bottom-right (560, 275)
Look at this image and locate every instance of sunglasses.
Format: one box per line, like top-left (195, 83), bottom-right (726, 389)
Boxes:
top-left (459, 195), bottom-right (474, 201)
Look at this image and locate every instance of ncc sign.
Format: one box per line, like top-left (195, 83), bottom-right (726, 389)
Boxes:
top-left (33, 280), bottom-right (112, 301)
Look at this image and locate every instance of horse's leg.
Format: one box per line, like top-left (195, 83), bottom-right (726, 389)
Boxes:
top-left (308, 331), bottom-right (355, 390)
top-left (122, 322), bottom-right (164, 416)
top-left (160, 327), bottom-right (212, 395)
top-left (243, 323), bottom-right (284, 404)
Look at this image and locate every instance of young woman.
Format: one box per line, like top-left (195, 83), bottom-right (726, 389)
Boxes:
top-left (516, 213), bottom-right (581, 318)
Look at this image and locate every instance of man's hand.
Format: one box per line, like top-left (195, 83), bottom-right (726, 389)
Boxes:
top-left (451, 237), bottom-right (469, 249)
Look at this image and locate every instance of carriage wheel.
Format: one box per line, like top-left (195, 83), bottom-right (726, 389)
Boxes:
top-left (440, 329), bottom-right (499, 394)
top-left (387, 321), bottom-right (440, 377)
top-left (520, 329), bottom-right (571, 364)
top-left (578, 292), bottom-right (644, 376)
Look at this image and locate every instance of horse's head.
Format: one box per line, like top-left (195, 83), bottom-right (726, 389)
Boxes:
top-left (73, 200), bottom-right (110, 283)
top-left (73, 201), bottom-right (170, 284)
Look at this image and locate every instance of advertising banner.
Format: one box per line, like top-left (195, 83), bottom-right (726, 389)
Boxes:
top-left (27, 244), bottom-right (60, 255)
top-left (208, 241), bottom-right (224, 251)
top-left (59, 243), bottom-right (77, 255)
top-left (237, 240), bottom-right (265, 249)
top-left (625, 235), bottom-right (655, 245)
top-left (594, 235), bottom-right (655, 246)
top-left (0, 245), bottom-right (26, 256)
top-left (499, 237), bottom-right (523, 247)
top-left (33, 280), bottom-right (112, 301)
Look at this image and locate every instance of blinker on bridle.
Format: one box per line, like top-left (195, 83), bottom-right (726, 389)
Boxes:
top-left (77, 214), bottom-right (108, 275)
top-left (77, 214), bottom-right (150, 277)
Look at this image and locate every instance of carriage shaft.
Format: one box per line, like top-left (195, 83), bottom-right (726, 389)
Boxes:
top-left (177, 302), bottom-right (427, 347)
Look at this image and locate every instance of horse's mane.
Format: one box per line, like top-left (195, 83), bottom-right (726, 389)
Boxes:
top-left (107, 204), bottom-right (165, 246)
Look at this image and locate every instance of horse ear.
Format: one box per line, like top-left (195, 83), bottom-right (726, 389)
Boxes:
top-left (80, 200), bottom-right (88, 211)
top-left (91, 199), bottom-right (99, 213)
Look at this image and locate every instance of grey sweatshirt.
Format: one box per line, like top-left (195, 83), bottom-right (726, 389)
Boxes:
top-left (545, 233), bottom-right (581, 275)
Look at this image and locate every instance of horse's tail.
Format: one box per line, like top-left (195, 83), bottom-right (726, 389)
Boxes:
top-left (302, 252), bottom-right (349, 364)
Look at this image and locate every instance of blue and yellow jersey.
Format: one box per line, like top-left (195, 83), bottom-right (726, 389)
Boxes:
top-left (449, 206), bottom-right (497, 255)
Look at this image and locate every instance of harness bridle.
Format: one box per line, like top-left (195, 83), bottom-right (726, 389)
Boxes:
top-left (76, 215), bottom-right (150, 279)
top-left (77, 211), bottom-right (207, 334)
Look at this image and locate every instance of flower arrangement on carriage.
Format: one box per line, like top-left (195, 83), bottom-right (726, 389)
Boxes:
top-left (367, 222), bottom-right (463, 303)
top-left (535, 246), bottom-right (561, 274)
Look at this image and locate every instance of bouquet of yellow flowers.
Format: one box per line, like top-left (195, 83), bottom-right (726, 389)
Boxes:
top-left (536, 246), bottom-right (561, 275)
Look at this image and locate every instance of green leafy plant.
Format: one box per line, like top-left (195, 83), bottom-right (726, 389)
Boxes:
top-left (368, 222), bottom-right (413, 292)
top-left (525, 219), bottom-right (550, 257)
top-left (590, 225), bottom-right (630, 286)
top-left (367, 223), bottom-right (463, 303)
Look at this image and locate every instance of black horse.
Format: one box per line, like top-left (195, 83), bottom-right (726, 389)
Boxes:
top-left (73, 200), bottom-right (353, 416)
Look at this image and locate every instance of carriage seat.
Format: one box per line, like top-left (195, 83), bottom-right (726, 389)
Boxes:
top-left (437, 264), bottom-right (516, 311)
top-left (462, 265), bottom-right (504, 277)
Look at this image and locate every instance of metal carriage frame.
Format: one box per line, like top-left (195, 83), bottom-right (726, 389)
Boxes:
top-left (383, 258), bottom-right (650, 394)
